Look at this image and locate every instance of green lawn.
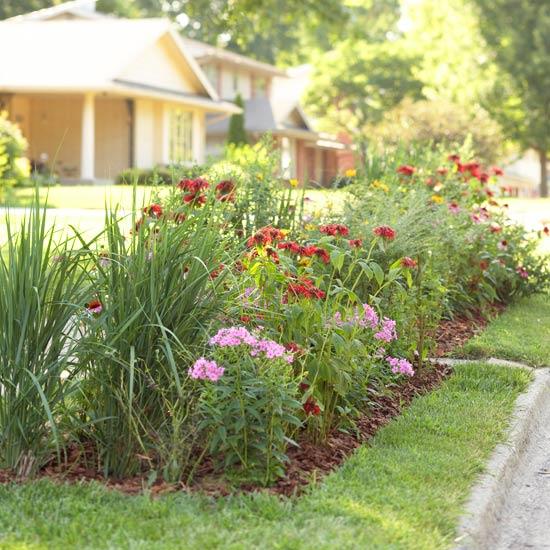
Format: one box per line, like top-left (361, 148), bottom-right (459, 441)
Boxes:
top-left (0, 363), bottom-right (530, 550)
top-left (459, 294), bottom-right (550, 367)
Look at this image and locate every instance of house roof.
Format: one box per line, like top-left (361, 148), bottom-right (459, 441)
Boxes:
top-left (182, 38), bottom-right (286, 78)
top-left (6, 0), bottom-right (107, 21)
top-left (0, 18), bottom-right (239, 114)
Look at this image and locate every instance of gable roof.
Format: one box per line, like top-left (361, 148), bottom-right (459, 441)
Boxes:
top-left (182, 38), bottom-right (286, 78)
top-left (0, 18), bottom-right (238, 113)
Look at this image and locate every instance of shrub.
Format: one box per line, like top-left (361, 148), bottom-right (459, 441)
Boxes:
top-left (115, 165), bottom-right (206, 186)
top-left (0, 112), bottom-right (29, 193)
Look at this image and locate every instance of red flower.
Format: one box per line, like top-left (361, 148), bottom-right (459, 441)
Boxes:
top-left (302, 245), bottom-right (330, 263)
top-left (286, 277), bottom-right (326, 300)
top-left (285, 342), bottom-right (305, 355)
top-left (400, 256), bottom-right (417, 268)
top-left (266, 247), bottom-right (280, 264)
top-left (215, 180), bottom-right (235, 202)
top-left (491, 166), bottom-right (504, 176)
top-left (348, 239), bottom-right (363, 248)
top-left (278, 241), bottom-right (303, 254)
top-left (209, 263), bottom-right (225, 279)
top-left (239, 315), bottom-right (251, 323)
top-left (86, 299), bottom-right (103, 315)
top-left (319, 224), bottom-right (350, 237)
top-left (479, 260), bottom-right (489, 271)
top-left (448, 154), bottom-right (461, 163)
top-left (437, 167), bottom-right (448, 175)
top-left (543, 226), bottom-right (549, 236)
top-left (303, 397), bottom-right (321, 416)
top-left (247, 226), bottom-right (285, 248)
top-left (397, 165), bottom-right (415, 176)
top-left (373, 225), bottom-right (396, 240)
top-left (178, 177), bottom-right (209, 193)
top-left (143, 203), bottom-right (163, 218)
top-left (299, 382), bottom-right (310, 392)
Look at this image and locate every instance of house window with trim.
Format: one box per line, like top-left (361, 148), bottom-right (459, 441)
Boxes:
top-left (169, 108), bottom-right (193, 164)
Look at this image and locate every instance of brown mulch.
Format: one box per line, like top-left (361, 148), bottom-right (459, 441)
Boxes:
top-left (0, 307), bottom-right (503, 497)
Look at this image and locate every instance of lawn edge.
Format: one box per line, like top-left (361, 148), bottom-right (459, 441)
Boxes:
top-left (454, 366), bottom-right (550, 549)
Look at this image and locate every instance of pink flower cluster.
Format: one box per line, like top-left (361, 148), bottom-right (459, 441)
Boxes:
top-left (386, 356), bottom-right (415, 377)
top-left (188, 357), bottom-right (225, 382)
top-left (374, 318), bottom-right (398, 342)
top-left (209, 326), bottom-right (293, 363)
top-left (331, 303), bottom-right (379, 330)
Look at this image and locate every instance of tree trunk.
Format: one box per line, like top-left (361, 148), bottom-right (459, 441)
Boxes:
top-left (539, 149), bottom-right (548, 198)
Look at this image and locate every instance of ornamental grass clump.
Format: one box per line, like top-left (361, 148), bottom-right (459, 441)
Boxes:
top-left (0, 203), bottom-right (92, 477)
top-left (76, 202), bottom-right (237, 480)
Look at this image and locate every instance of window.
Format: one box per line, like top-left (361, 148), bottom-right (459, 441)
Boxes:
top-left (203, 64), bottom-right (220, 92)
top-left (169, 108), bottom-right (193, 164)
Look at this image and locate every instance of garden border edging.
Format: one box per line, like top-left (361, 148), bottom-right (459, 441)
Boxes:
top-left (453, 364), bottom-right (550, 549)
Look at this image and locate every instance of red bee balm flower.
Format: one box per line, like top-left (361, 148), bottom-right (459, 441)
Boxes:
top-left (397, 165), bottom-right (416, 176)
top-left (86, 299), bottom-right (103, 315)
top-left (348, 239), bottom-right (363, 248)
top-left (303, 397), bottom-right (321, 416)
top-left (247, 227), bottom-right (285, 248)
top-left (319, 224), bottom-right (349, 237)
top-left (215, 180), bottom-right (235, 202)
top-left (286, 278), bottom-right (326, 300)
top-left (373, 225), bottom-right (396, 240)
top-left (143, 204), bottom-right (163, 218)
top-left (491, 166), bottom-right (504, 176)
top-left (400, 257), bottom-right (417, 268)
top-left (179, 177), bottom-right (209, 206)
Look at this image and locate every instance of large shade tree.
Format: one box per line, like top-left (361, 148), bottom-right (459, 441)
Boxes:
top-left (471, 0), bottom-right (550, 196)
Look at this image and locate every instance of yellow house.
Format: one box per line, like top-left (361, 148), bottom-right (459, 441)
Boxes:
top-left (0, 3), bottom-right (238, 182)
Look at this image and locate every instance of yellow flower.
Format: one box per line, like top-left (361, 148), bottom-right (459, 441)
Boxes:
top-left (305, 223), bottom-right (316, 231)
top-left (298, 258), bottom-right (311, 267)
top-left (345, 168), bottom-right (356, 178)
top-left (431, 195), bottom-right (444, 204)
top-left (280, 229), bottom-right (290, 237)
top-left (257, 174), bottom-right (264, 181)
top-left (372, 180), bottom-right (389, 193)
top-left (289, 178), bottom-right (299, 188)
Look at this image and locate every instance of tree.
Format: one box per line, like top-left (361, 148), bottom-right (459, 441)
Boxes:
top-left (305, 40), bottom-right (423, 155)
top-left (471, 0), bottom-right (550, 196)
top-left (227, 94), bottom-right (248, 146)
top-left (370, 98), bottom-right (503, 162)
top-left (0, 0), bottom-right (62, 19)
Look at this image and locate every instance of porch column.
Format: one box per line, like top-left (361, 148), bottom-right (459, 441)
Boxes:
top-left (80, 92), bottom-right (95, 180)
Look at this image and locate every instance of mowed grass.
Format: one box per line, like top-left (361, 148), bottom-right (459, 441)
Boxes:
top-left (0, 363), bottom-right (530, 550)
top-left (459, 294), bottom-right (550, 367)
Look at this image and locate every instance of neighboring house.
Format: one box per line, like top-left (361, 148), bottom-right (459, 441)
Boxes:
top-left (0, 1), bottom-right (238, 182)
top-left (185, 41), bottom-right (353, 186)
top-left (502, 150), bottom-right (548, 197)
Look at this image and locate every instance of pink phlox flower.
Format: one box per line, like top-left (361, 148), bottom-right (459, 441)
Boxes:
top-left (374, 318), bottom-right (397, 342)
top-left (189, 357), bottom-right (224, 381)
top-left (209, 326), bottom-right (258, 347)
top-left (386, 356), bottom-right (415, 377)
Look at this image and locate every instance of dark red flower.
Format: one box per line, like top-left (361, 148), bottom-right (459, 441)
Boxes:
top-left (266, 247), bottom-right (280, 263)
top-left (86, 299), bottom-right (103, 315)
top-left (491, 166), bottom-right (504, 176)
top-left (286, 277), bottom-right (326, 300)
top-left (397, 165), bottom-right (416, 176)
top-left (240, 315), bottom-right (251, 323)
top-left (303, 397), bottom-right (321, 416)
top-left (373, 225), bottom-right (396, 240)
top-left (278, 241), bottom-right (303, 254)
top-left (319, 224), bottom-right (350, 237)
top-left (285, 342), bottom-right (305, 355)
top-left (448, 154), bottom-right (461, 163)
top-left (479, 260), bottom-right (489, 271)
top-left (400, 257), bottom-right (417, 268)
top-left (178, 177), bottom-right (209, 193)
top-left (543, 226), bottom-right (549, 236)
top-left (209, 263), bottom-right (225, 279)
top-left (215, 179), bottom-right (235, 202)
top-left (247, 226), bottom-right (286, 248)
top-left (348, 239), bottom-right (363, 248)
top-left (143, 203), bottom-right (163, 218)
top-left (299, 381), bottom-right (310, 392)
top-left (301, 245), bottom-right (330, 263)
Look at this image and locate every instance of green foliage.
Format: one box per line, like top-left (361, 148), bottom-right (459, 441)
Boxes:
top-left (305, 40), bottom-right (423, 139)
top-left (115, 165), bottom-right (205, 186)
top-left (227, 93), bottom-right (248, 147)
top-left (472, 0), bottom-right (550, 196)
top-left (0, 201), bottom-right (91, 476)
top-left (370, 98), bottom-right (503, 163)
top-left (0, 112), bottom-right (29, 193)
